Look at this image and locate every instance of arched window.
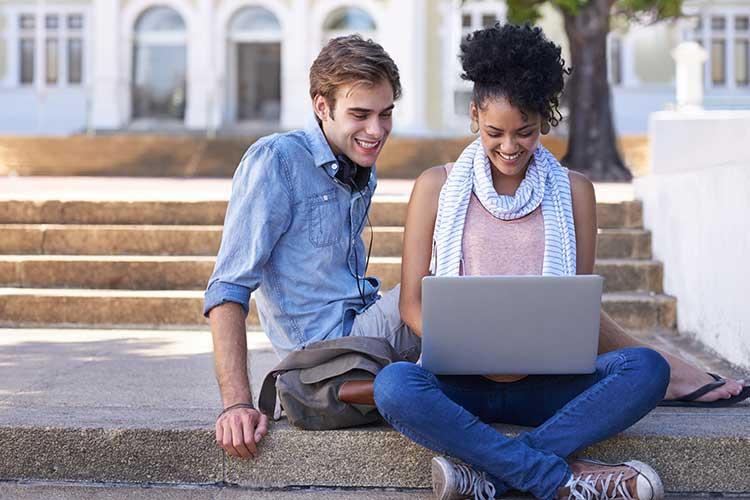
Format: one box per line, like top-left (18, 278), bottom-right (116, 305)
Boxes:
top-left (135, 6), bottom-right (185, 32)
top-left (230, 5), bottom-right (280, 34)
top-left (228, 6), bottom-right (282, 122)
top-left (322, 7), bottom-right (376, 43)
top-left (132, 6), bottom-right (187, 121)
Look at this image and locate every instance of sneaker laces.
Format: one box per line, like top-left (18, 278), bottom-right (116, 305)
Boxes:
top-left (564, 470), bottom-right (634, 500)
top-left (452, 462), bottom-right (497, 500)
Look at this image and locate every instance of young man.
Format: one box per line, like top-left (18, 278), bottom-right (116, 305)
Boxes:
top-left (206, 34), bottom-right (746, 466)
top-left (204, 35), bottom-right (420, 460)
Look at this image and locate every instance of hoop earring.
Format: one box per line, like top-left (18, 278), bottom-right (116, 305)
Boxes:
top-left (470, 120), bottom-right (479, 134)
top-left (541, 122), bottom-right (550, 135)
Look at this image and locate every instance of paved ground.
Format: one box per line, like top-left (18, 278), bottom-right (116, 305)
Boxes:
top-left (0, 176), bottom-right (637, 203)
top-left (1, 327), bottom-right (747, 431)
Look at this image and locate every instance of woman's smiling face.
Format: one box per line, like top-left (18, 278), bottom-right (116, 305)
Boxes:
top-left (471, 96), bottom-right (543, 180)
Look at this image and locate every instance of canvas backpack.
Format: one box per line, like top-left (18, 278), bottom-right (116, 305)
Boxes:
top-left (257, 336), bottom-right (402, 430)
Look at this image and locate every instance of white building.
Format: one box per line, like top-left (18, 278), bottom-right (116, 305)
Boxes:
top-left (0, 0), bottom-right (748, 136)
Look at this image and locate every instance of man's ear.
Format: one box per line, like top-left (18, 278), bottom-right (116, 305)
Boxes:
top-left (313, 94), bottom-right (330, 122)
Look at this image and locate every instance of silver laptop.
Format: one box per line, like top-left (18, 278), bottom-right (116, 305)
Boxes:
top-left (421, 275), bottom-right (603, 375)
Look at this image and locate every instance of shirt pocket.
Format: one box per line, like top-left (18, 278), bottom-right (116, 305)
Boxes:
top-left (307, 189), bottom-right (340, 247)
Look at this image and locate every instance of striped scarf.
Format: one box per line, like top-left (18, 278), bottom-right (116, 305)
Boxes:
top-left (430, 137), bottom-right (577, 277)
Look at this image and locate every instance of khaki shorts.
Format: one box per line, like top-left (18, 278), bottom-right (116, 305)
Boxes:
top-left (349, 284), bottom-right (422, 363)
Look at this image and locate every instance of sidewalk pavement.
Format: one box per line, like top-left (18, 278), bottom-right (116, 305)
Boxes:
top-left (1, 328), bottom-right (745, 432)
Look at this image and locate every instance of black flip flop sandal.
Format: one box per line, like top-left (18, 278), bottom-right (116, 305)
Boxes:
top-left (659, 372), bottom-right (750, 408)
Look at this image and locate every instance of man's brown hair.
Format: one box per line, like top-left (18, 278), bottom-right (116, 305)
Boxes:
top-left (309, 35), bottom-right (402, 114)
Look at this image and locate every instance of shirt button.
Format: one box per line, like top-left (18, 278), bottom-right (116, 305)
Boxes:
top-left (323, 195), bottom-right (329, 201)
top-left (332, 163), bottom-right (338, 170)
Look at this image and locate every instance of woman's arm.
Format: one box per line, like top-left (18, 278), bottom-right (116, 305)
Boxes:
top-left (399, 166), bottom-right (447, 337)
top-left (568, 171), bottom-right (597, 275)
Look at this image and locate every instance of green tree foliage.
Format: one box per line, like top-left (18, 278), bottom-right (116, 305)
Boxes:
top-left (505, 0), bottom-right (681, 26)
top-left (474, 0), bottom-right (683, 180)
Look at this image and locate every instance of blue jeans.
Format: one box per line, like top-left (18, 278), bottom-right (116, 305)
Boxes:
top-left (373, 347), bottom-right (670, 500)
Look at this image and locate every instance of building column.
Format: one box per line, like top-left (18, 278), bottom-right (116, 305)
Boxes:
top-left (726, 13), bottom-right (736, 89)
top-left (379, 0), bottom-right (427, 135)
top-left (621, 32), bottom-right (641, 88)
top-left (185, 0), bottom-right (213, 130)
top-left (281, 0), bottom-right (310, 129)
top-left (91, 0), bottom-right (124, 129)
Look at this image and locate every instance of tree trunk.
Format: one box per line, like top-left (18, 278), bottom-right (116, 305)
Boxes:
top-left (561, 0), bottom-right (632, 181)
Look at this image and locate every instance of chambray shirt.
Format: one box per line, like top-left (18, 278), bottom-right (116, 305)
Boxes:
top-left (203, 119), bottom-right (380, 357)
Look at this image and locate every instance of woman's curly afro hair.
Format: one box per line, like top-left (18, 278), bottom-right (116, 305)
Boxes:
top-left (460, 23), bottom-right (570, 127)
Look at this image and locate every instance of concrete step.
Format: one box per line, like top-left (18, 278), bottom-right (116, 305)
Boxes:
top-left (0, 199), bottom-right (643, 229)
top-left (0, 329), bottom-right (747, 493)
top-left (0, 224), bottom-right (652, 260)
top-left (0, 256), bottom-right (663, 294)
top-left (0, 482), bottom-right (436, 500)
top-left (0, 224), bottom-right (225, 256)
top-left (0, 483), bottom-right (738, 500)
top-left (0, 288), bottom-right (676, 330)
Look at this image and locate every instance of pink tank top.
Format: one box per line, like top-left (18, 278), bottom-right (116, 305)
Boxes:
top-left (443, 164), bottom-right (545, 277)
top-left (444, 164), bottom-right (545, 383)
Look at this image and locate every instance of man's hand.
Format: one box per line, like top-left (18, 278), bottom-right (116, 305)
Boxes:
top-left (215, 406), bottom-right (269, 459)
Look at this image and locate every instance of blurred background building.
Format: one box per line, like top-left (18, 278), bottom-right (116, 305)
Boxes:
top-left (0, 0), bottom-right (748, 136)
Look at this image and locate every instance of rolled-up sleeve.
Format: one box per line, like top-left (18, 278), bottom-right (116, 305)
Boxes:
top-left (203, 143), bottom-right (293, 317)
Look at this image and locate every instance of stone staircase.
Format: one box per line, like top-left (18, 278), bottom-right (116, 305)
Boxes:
top-left (0, 197), bottom-right (675, 331)
top-left (0, 178), bottom-right (748, 496)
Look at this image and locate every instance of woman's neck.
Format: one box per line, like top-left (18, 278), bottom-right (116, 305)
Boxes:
top-left (490, 162), bottom-right (529, 196)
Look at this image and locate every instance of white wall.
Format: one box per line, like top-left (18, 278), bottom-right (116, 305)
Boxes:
top-left (611, 86), bottom-right (673, 134)
top-left (634, 110), bottom-right (750, 369)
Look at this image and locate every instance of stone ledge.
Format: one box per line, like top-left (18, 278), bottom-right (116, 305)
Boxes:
top-left (1, 411), bottom-right (749, 492)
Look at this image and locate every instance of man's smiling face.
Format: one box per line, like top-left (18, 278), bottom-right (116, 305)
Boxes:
top-left (314, 80), bottom-right (395, 167)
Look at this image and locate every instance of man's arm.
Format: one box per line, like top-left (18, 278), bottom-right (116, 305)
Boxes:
top-left (598, 310), bottom-right (744, 402)
top-left (212, 302), bottom-right (252, 407)
top-left (211, 302), bottom-right (267, 459)
top-left (205, 143), bottom-right (293, 459)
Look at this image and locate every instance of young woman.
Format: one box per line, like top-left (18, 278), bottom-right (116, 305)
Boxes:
top-left (373, 24), bottom-right (669, 500)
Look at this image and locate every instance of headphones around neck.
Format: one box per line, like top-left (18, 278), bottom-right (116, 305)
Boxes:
top-left (333, 154), bottom-right (373, 306)
top-left (335, 154), bottom-right (369, 192)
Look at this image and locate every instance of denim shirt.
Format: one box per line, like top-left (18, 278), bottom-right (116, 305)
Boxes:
top-left (203, 118), bottom-right (380, 357)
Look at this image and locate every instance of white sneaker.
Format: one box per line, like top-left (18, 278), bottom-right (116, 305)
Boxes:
top-left (431, 456), bottom-right (497, 500)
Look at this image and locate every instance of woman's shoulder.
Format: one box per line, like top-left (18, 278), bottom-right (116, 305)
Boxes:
top-left (567, 170), bottom-right (595, 201)
top-left (566, 170), bottom-right (597, 225)
top-left (414, 164), bottom-right (449, 196)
